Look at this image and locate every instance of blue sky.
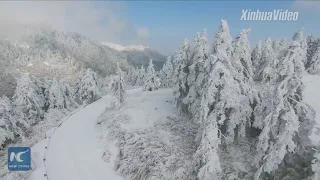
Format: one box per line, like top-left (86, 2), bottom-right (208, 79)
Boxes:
top-left (0, 1), bottom-right (319, 55)
top-left (105, 0), bottom-right (320, 54)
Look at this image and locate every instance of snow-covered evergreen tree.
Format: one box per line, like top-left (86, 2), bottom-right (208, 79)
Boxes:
top-left (144, 59), bottom-right (161, 91)
top-left (111, 62), bottom-right (126, 104)
top-left (136, 65), bottom-right (146, 86)
top-left (306, 36), bottom-right (320, 72)
top-left (194, 54), bottom-right (244, 180)
top-left (160, 56), bottom-right (174, 87)
top-left (48, 78), bottom-right (78, 110)
top-left (307, 45), bottom-right (320, 74)
top-left (172, 39), bottom-right (192, 112)
top-left (75, 68), bottom-right (101, 104)
top-left (13, 74), bottom-right (46, 125)
top-left (183, 29), bottom-right (209, 117)
top-left (255, 37), bottom-right (278, 83)
top-left (251, 41), bottom-right (262, 78)
top-left (127, 67), bottom-right (139, 86)
top-left (252, 30), bottom-right (310, 179)
top-left (232, 29), bottom-right (253, 79)
top-left (212, 19), bottom-right (234, 60)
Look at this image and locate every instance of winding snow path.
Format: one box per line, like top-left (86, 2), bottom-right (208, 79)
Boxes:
top-left (46, 96), bottom-right (123, 180)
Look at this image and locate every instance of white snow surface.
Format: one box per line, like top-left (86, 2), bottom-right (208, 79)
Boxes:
top-left (302, 74), bottom-right (320, 144)
top-left (117, 87), bottom-right (175, 130)
top-left (44, 95), bottom-right (123, 180)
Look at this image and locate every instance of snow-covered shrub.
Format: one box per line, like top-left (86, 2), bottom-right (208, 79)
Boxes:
top-left (75, 68), bottom-right (101, 104)
top-left (143, 59), bottom-right (161, 91)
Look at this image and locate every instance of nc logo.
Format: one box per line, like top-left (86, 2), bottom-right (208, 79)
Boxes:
top-left (8, 147), bottom-right (31, 171)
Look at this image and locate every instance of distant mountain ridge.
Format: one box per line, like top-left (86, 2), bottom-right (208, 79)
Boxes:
top-left (102, 42), bottom-right (166, 70)
top-left (0, 26), bottom-right (167, 97)
top-left (101, 42), bottom-right (150, 52)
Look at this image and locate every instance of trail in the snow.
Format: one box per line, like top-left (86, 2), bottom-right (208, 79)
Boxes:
top-left (46, 95), bottom-right (123, 180)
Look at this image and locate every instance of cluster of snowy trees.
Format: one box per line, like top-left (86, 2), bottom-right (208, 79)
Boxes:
top-left (170, 19), bottom-right (319, 179)
top-left (125, 59), bottom-right (161, 91)
top-left (0, 66), bottom-right (109, 149)
top-left (0, 74), bottom-right (79, 149)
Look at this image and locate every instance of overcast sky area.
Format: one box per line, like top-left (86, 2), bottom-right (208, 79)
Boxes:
top-left (0, 1), bottom-right (319, 55)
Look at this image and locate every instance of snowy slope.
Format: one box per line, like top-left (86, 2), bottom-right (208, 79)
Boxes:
top-left (44, 96), bottom-right (123, 180)
top-left (302, 74), bottom-right (320, 144)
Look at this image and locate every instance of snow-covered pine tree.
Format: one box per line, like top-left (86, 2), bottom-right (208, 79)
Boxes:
top-left (232, 28), bottom-right (256, 107)
top-left (272, 39), bottom-right (288, 60)
top-left (194, 53), bottom-right (244, 180)
top-left (13, 74), bottom-right (46, 125)
top-left (136, 65), bottom-right (146, 86)
top-left (252, 30), bottom-right (312, 179)
top-left (307, 47), bottom-right (320, 74)
top-left (192, 21), bottom-right (255, 180)
top-left (212, 19), bottom-right (234, 60)
top-left (75, 68), bottom-right (101, 104)
top-left (306, 36), bottom-right (320, 72)
top-left (183, 29), bottom-right (209, 117)
top-left (111, 62), bottom-right (126, 104)
top-left (48, 78), bottom-right (78, 110)
top-left (255, 37), bottom-right (278, 83)
top-left (172, 39), bottom-right (192, 112)
top-left (144, 59), bottom-right (161, 91)
top-left (306, 36), bottom-right (320, 75)
top-left (291, 29), bottom-right (308, 76)
top-left (232, 29), bottom-right (253, 79)
top-left (251, 41), bottom-right (262, 79)
top-left (160, 56), bottom-right (174, 87)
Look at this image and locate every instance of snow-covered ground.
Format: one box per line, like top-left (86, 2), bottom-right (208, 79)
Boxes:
top-left (303, 74), bottom-right (320, 144)
top-left (28, 87), bottom-right (176, 180)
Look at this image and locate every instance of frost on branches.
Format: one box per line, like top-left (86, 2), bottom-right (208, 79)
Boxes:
top-left (143, 59), bottom-right (161, 91)
top-left (75, 68), bottom-right (101, 104)
top-left (111, 62), bottom-right (126, 104)
top-left (160, 56), bottom-right (174, 87)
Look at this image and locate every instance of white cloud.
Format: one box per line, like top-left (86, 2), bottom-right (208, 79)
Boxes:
top-left (0, 1), bottom-right (148, 45)
top-left (137, 28), bottom-right (149, 39)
